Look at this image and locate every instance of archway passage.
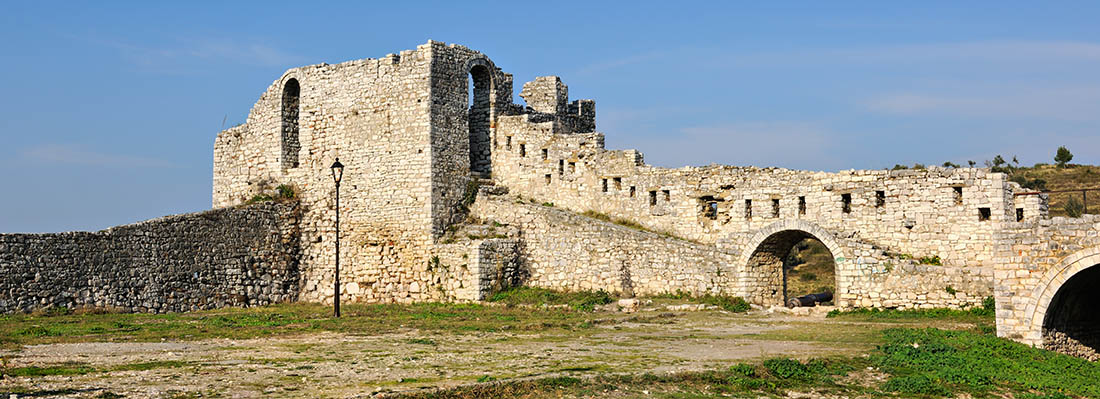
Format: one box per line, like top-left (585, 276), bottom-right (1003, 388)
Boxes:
top-left (745, 230), bottom-right (837, 306)
top-left (784, 238), bottom-right (837, 302)
top-left (1043, 263), bottom-right (1100, 361)
top-left (468, 65), bottom-right (492, 176)
top-left (281, 78), bottom-right (301, 169)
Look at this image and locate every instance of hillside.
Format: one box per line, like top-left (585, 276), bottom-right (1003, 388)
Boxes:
top-left (1003, 164), bottom-right (1100, 217)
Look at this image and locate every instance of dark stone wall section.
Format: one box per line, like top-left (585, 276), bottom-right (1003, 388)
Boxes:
top-left (0, 203), bottom-right (300, 314)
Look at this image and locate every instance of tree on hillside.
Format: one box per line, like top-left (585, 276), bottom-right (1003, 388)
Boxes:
top-left (968, 160), bottom-right (976, 167)
top-left (1055, 146), bottom-right (1074, 168)
top-left (992, 155), bottom-right (1006, 167)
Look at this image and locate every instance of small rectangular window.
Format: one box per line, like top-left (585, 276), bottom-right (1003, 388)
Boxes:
top-left (841, 193), bottom-right (852, 214)
top-left (558, 159), bottom-right (564, 175)
top-left (613, 177), bottom-right (622, 191)
top-left (568, 162), bottom-right (576, 174)
top-left (772, 198), bottom-right (780, 217)
top-left (798, 196), bottom-right (806, 215)
top-left (954, 186), bottom-right (963, 205)
top-left (705, 201), bottom-right (718, 220)
top-left (601, 178), bottom-right (608, 193)
top-left (541, 148), bottom-right (548, 160)
top-left (629, 186), bottom-right (636, 198)
top-left (979, 207), bottom-right (991, 221)
top-left (519, 144), bottom-right (526, 157)
top-left (544, 174), bottom-right (551, 185)
top-left (875, 190), bottom-right (885, 208)
top-left (1016, 208), bottom-right (1024, 221)
top-left (745, 199), bottom-right (753, 220)
top-left (649, 191), bottom-right (657, 206)
top-left (506, 136), bottom-right (512, 150)
top-left (662, 190), bottom-right (670, 202)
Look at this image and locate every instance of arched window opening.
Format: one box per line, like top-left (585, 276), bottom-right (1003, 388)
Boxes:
top-left (1043, 264), bottom-right (1100, 360)
top-left (468, 65), bottom-right (492, 176)
top-left (745, 230), bottom-right (837, 306)
top-left (281, 78), bottom-right (301, 169)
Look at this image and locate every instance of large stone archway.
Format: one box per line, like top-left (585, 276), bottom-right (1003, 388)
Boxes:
top-left (1023, 248), bottom-right (1100, 358)
top-left (737, 220), bottom-right (848, 306)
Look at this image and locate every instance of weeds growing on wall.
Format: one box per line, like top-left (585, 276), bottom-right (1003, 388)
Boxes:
top-left (827, 296), bottom-right (995, 320)
top-left (651, 290), bottom-right (751, 312)
top-left (487, 286), bottom-right (612, 311)
top-left (245, 184), bottom-right (296, 205)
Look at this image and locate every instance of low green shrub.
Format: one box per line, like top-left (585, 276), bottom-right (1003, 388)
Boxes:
top-left (488, 286), bottom-right (612, 311)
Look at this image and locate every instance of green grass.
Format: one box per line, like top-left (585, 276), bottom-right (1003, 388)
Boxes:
top-left (387, 357), bottom-right (863, 399)
top-left (487, 286), bottom-right (613, 311)
top-left (0, 302), bottom-right (606, 349)
top-left (874, 328), bottom-right (1100, 397)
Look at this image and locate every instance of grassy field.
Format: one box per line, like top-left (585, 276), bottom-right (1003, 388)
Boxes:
top-left (1, 291), bottom-right (1095, 398)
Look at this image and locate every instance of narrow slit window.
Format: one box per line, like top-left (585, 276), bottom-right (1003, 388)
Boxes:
top-left (745, 199), bottom-right (753, 220)
top-left (662, 190), bottom-right (670, 202)
top-left (519, 144), bottom-right (526, 157)
top-left (613, 177), bottom-right (622, 191)
top-left (544, 174), bottom-right (551, 185)
top-left (558, 159), bottom-right (564, 175)
top-left (875, 190), bottom-right (886, 208)
top-left (953, 186), bottom-right (963, 205)
top-left (979, 207), bottom-right (991, 221)
top-left (649, 191), bottom-right (657, 206)
top-left (771, 198), bottom-right (780, 217)
top-left (629, 186), bottom-right (636, 198)
top-left (1016, 208), bottom-right (1024, 221)
top-left (601, 178), bottom-right (608, 193)
top-left (541, 148), bottom-right (548, 160)
top-left (505, 136), bottom-right (512, 150)
top-left (798, 196), bottom-right (806, 215)
top-left (841, 193), bottom-right (852, 214)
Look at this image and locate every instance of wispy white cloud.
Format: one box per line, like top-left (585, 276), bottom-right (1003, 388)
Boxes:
top-left (576, 50), bottom-right (669, 75)
top-left (71, 34), bottom-right (304, 72)
top-left (22, 144), bottom-right (177, 168)
top-left (865, 86), bottom-right (1100, 122)
top-left (725, 40), bottom-right (1100, 67)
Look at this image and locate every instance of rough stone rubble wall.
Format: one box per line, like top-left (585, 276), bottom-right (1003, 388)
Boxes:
top-left (0, 203), bottom-right (300, 314)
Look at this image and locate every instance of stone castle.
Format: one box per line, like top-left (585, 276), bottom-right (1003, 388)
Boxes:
top-left (2, 41), bottom-right (1098, 359)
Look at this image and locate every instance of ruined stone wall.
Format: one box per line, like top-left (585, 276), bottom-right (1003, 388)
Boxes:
top-left (490, 84), bottom-right (1027, 270)
top-left (213, 41), bottom-right (517, 305)
top-left (431, 238), bottom-right (522, 301)
top-left (994, 214), bottom-right (1100, 356)
top-left (0, 203), bottom-right (299, 314)
top-left (471, 194), bottom-right (738, 296)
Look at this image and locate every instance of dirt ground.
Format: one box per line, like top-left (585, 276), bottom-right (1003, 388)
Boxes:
top-left (0, 306), bottom-right (963, 399)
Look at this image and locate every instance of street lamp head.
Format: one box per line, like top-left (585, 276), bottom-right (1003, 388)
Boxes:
top-left (330, 158), bottom-right (344, 184)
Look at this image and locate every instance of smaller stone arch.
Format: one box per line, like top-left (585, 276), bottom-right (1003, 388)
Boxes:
top-left (465, 57), bottom-right (495, 176)
top-left (1025, 247), bottom-right (1100, 357)
top-left (736, 220), bottom-right (848, 306)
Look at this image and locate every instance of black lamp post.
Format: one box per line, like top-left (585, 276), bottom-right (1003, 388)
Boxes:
top-left (330, 158), bottom-right (344, 318)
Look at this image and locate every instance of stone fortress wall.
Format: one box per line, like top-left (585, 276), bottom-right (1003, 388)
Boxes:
top-left (2, 40), bottom-right (1096, 359)
top-left (0, 203), bottom-right (300, 314)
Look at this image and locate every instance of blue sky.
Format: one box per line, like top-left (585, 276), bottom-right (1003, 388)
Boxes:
top-left (2, 1), bottom-right (1099, 232)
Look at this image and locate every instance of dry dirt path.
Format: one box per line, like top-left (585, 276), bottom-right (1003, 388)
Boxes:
top-left (0, 308), bottom-right (934, 398)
